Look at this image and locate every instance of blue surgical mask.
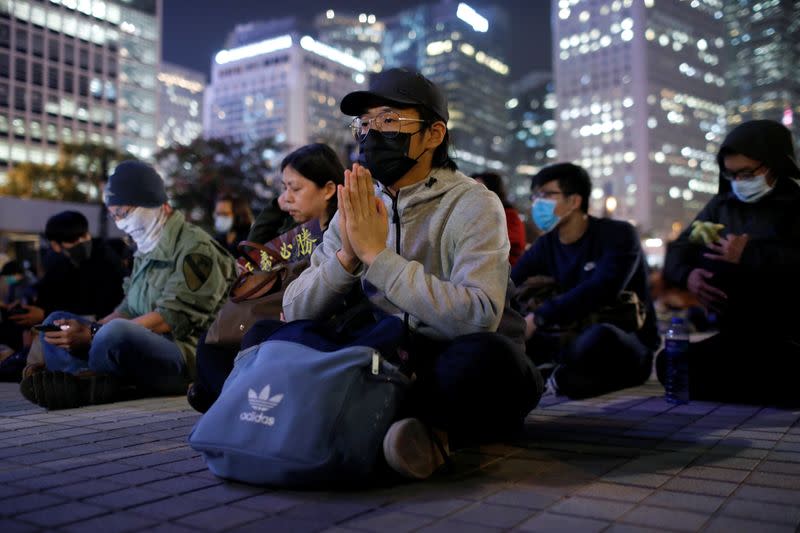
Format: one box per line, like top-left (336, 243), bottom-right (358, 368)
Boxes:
top-left (731, 174), bottom-right (773, 203)
top-left (532, 198), bottom-right (561, 232)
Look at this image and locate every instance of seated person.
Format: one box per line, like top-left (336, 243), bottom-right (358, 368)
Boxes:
top-left (213, 194), bottom-right (254, 256)
top-left (13, 211), bottom-right (125, 328)
top-left (657, 119), bottom-right (800, 405)
top-left (189, 143), bottom-right (344, 413)
top-left (20, 160), bottom-right (236, 409)
top-left (473, 172), bottom-right (527, 265)
top-left (0, 261), bottom-right (37, 351)
top-left (511, 163), bottom-right (659, 399)
top-left (281, 68), bottom-right (542, 480)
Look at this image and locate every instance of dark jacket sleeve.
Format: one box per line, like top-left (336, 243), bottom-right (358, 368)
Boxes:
top-left (536, 223), bottom-right (641, 326)
top-left (248, 198), bottom-right (296, 244)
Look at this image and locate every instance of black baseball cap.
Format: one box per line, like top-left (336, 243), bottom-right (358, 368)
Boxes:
top-left (340, 67), bottom-right (449, 122)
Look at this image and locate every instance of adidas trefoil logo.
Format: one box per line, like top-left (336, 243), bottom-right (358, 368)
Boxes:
top-left (247, 385), bottom-right (283, 411)
top-left (240, 384), bottom-right (283, 426)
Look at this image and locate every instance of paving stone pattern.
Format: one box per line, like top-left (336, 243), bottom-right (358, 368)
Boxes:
top-left (1, 380), bottom-right (800, 532)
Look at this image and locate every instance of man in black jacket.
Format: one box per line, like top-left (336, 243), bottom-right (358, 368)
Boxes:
top-left (658, 120), bottom-right (800, 405)
top-left (8, 211), bottom-right (126, 328)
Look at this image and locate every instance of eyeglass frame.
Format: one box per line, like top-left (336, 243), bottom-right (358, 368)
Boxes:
top-left (107, 205), bottom-right (136, 221)
top-left (530, 190), bottom-right (572, 201)
top-left (720, 163), bottom-right (767, 181)
top-left (349, 110), bottom-right (429, 142)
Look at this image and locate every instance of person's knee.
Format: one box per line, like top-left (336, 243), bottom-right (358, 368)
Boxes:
top-left (92, 318), bottom-right (139, 346)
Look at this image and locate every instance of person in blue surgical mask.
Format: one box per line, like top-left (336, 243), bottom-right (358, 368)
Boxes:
top-left (658, 119), bottom-right (800, 405)
top-left (511, 163), bottom-right (659, 399)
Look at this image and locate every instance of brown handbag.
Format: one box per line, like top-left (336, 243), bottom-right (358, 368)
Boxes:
top-left (204, 220), bottom-right (323, 346)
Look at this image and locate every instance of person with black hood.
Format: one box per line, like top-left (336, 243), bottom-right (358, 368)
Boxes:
top-left (658, 119), bottom-right (800, 405)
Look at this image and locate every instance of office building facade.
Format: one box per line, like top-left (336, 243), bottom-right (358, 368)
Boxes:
top-left (553, 0), bottom-right (727, 238)
top-left (157, 61), bottom-right (204, 149)
top-left (382, 1), bottom-right (512, 176)
top-left (0, 0), bottom-right (161, 193)
top-left (204, 26), bottom-right (366, 157)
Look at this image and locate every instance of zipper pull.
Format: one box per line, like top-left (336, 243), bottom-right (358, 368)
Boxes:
top-left (371, 352), bottom-right (380, 375)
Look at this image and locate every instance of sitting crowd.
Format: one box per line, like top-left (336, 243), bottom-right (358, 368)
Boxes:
top-left (2, 68), bottom-right (799, 483)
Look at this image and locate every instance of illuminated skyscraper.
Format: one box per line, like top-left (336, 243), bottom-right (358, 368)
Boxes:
top-left (382, 1), bottom-right (512, 176)
top-left (507, 71), bottom-right (557, 203)
top-left (157, 62), bottom-right (204, 149)
top-left (724, 0), bottom-right (800, 145)
top-left (204, 25), bottom-right (366, 156)
top-left (553, 0), bottom-right (727, 238)
top-left (314, 10), bottom-right (384, 73)
top-left (0, 0), bottom-right (161, 190)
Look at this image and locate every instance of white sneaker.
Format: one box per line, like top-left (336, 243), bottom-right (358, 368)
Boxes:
top-left (383, 418), bottom-right (449, 480)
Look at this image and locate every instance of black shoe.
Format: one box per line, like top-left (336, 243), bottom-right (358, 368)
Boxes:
top-left (20, 370), bottom-right (121, 410)
top-left (186, 382), bottom-right (215, 414)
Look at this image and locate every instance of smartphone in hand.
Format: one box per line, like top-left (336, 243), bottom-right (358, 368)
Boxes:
top-left (32, 324), bottom-right (63, 333)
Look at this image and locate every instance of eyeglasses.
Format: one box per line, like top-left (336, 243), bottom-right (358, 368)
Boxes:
top-left (720, 164), bottom-right (766, 181)
top-left (349, 111), bottom-right (428, 142)
top-left (107, 206), bottom-right (135, 221)
top-left (531, 190), bottom-right (568, 200)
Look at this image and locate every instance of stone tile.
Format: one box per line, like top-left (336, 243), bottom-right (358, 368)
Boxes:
top-left (720, 498), bottom-right (800, 525)
top-left (517, 512), bottom-right (609, 532)
top-left (619, 505), bottom-right (709, 531)
top-left (747, 471), bottom-right (800, 489)
top-left (389, 498), bottom-right (474, 516)
top-left (448, 502), bottom-right (532, 528)
top-left (0, 519), bottom-right (40, 533)
top-left (343, 510), bottom-right (435, 532)
top-left (0, 492), bottom-right (66, 516)
top-left (734, 485), bottom-right (800, 506)
top-left (484, 488), bottom-right (561, 510)
top-left (176, 505), bottom-right (264, 531)
top-left (184, 482), bottom-right (266, 503)
top-left (679, 465), bottom-right (750, 483)
top-left (128, 495), bottom-right (217, 520)
top-left (85, 486), bottom-right (171, 509)
top-left (601, 471), bottom-right (671, 488)
top-left (418, 520), bottom-right (504, 533)
top-left (574, 482), bottom-right (653, 502)
top-left (45, 478), bottom-right (126, 499)
top-left (641, 490), bottom-right (724, 513)
top-left (139, 474), bottom-right (220, 494)
top-left (60, 512), bottom-right (157, 533)
top-left (15, 501), bottom-right (108, 527)
top-left (236, 516), bottom-right (332, 533)
top-left (690, 455), bottom-right (759, 471)
top-left (756, 460), bottom-right (800, 475)
top-left (281, 501), bottom-right (373, 524)
top-left (703, 517), bottom-right (795, 533)
top-left (661, 477), bottom-right (738, 496)
top-left (604, 526), bottom-right (665, 533)
top-left (548, 496), bottom-right (634, 520)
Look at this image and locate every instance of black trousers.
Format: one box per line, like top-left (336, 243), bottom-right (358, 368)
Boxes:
top-left (656, 331), bottom-right (800, 406)
top-left (529, 323), bottom-right (653, 399)
top-left (403, 332), bottom-right (543, 445)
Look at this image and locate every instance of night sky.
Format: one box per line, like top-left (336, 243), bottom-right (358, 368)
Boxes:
top-left (162, 0), bottom-right (551, 83)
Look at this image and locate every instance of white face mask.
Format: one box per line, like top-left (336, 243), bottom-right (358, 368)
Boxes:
top-left (115, 207), bottom-right (167, 253)
top-left (731, 174), bottom-right (773, 203)
top-left (214, 215), bottom-right (234, 234)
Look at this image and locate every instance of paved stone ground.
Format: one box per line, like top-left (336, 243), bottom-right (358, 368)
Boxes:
top-left (1, 379), bottom-right (800, 533)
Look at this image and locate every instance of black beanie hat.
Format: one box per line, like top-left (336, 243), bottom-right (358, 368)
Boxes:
top-left (105, 160), bottom-right (167, 207)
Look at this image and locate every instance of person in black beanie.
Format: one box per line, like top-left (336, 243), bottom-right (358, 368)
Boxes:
top-left (658, 119), bottom-right (800, 405)
top-left (21, 160), bottom-right (236, 409)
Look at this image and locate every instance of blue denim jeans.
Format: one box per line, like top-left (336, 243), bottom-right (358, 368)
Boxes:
top-left (41, 311), bottom-right (187, 395)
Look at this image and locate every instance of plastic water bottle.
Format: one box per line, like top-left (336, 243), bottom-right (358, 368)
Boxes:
top-left (664, 317), bottom-right (689, 404)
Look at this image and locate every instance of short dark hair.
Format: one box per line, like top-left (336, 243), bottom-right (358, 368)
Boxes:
top-left (472, 172), bottom-right (511, 208)
top-left (532, 163), bottom-right (592, 213)
top-left (44, 211), bottom-right (89, 243)
top-left (416, 106), bottom-right (458, 171)
top-left (281, 143), bottom-right (345, 222)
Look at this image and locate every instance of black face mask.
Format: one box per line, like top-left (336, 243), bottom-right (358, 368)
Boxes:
top-left (63, 239), bottom-right (92, 266)
top-left (358, 130), bottom-right (425, 187)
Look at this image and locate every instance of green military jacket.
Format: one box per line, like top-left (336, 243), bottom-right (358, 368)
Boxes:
top-left (115, 211), bottom-right (236, 378)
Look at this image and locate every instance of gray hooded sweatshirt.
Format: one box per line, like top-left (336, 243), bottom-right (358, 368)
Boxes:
top-left (282, 168), bottom-right (525, 345)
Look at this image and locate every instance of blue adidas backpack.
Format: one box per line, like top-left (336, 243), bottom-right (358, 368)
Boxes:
top-left (188, 316), bottom-right (409, 487)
